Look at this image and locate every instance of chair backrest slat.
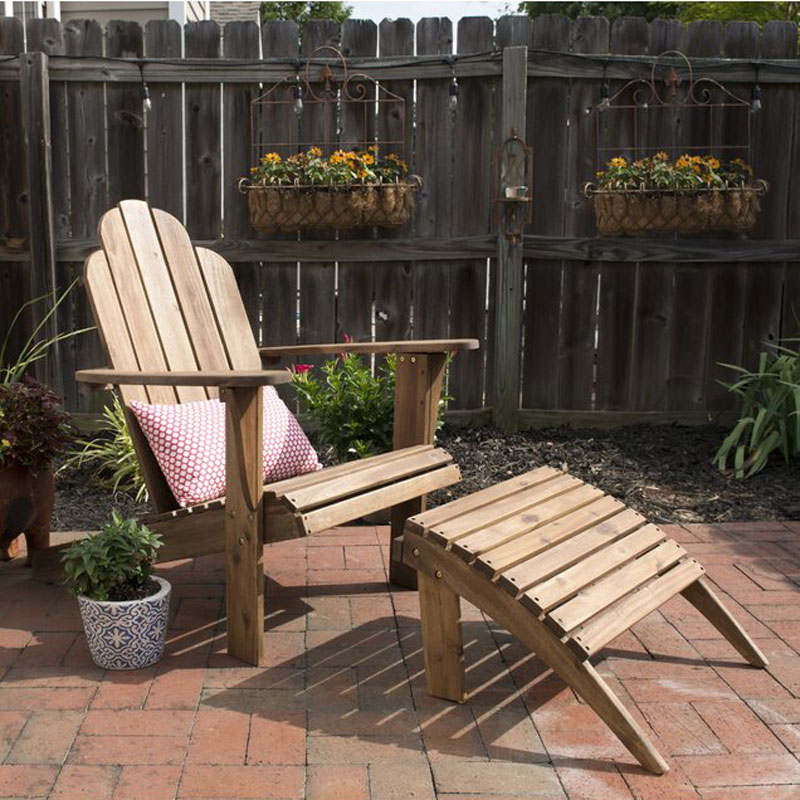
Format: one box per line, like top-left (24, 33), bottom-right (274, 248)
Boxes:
top-left (84, 251), bottom-right (150, 405)
top-left (196, 248), bottom-right (262, 370)
top-left (84, 200), bottom-right (264, 513)
top-left (95, 209), bottom-right (181, 405)
top-left (152, 210), bottom-right (233, 382)
top-left (106, 201), bottom-right (207, 403)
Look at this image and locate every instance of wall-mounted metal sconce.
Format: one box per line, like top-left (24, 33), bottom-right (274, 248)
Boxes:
top-left (494, 130), bottom-right (532, 245)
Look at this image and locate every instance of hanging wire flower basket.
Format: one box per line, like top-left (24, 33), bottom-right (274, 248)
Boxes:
top-left (239, 176), bottom-right (422, 234)
top-left (241, 47), bottom-right (420, 233)
top-left (584, 180), bottom-right (768, 237)
top-left (585, 50), bottom-right (768, 237)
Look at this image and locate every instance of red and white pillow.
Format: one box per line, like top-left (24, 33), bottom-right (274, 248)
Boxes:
top-left (129, 387), bottom-right (321, 507)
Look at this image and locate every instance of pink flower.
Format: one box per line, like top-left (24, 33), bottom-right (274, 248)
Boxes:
top-left (294, 364), bottom-right (313, 374)
top-left (339, 332), bottom-right (354, 361)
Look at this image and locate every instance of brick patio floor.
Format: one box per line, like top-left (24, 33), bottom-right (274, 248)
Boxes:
top-left (2, 522), bottom-right (800, 799)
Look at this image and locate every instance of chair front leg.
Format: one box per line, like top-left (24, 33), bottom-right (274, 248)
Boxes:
top-left (390, 352), bottom-right (447, 588)
top-left (223, 386), bottom-right (265, 666)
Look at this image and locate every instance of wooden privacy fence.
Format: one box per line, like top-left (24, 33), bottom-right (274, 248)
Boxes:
top-left (1, 13), bottom-right (800, 429)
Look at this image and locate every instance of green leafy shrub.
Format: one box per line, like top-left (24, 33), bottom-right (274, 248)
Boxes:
top-left (62, 393), bottom-right (147, 501)
top-left (61, 511), bottom-right (162, 601)
top-left (0, 377), bottom-right (73, 472)
top-left (715, 341), bottom-right (800, 479)
top-left (289, 352), bottom-right (449, 462)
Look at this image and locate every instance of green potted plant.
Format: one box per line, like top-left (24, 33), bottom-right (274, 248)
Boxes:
top-left (61, 512), bottom-right (169, 670)
top-left (1, 280), bottom-right (92, 562)
top-left (0, 378), bottom-right (72, 562)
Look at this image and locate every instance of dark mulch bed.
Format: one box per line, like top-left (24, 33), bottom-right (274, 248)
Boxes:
top-left (53, 461), bottom-right (149, 532)
top-left (54, 423), bottom-right (800, 530)
top-left (432, 423), bottom-right (800, 524)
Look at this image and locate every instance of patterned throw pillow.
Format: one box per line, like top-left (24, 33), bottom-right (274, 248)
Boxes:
top-left (129, 387), bottom-right (321, 507)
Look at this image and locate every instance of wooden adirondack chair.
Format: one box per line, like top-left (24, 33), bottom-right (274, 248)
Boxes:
top-left (33, 200), bottom-right (477, 666)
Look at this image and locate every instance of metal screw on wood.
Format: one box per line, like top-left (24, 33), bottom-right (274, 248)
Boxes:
top-left (229, 510), bottom-right (236, 518)
top-left (412, 548), bottom-right (420, 556)
top-left (238, 537), bottom-right (244, 545)
top-left (410, 356), bottom-right (416, 363)
top-left (435, 569), bottom-right (443, 579)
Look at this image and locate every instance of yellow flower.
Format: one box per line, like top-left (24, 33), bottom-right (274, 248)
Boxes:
top-left (654, 151), bottom-right (669, 161)
top-left (368, 144), bottom-right (378, 151)
top-left (356, 168), bottom-right (368, 179)
top-left (264, 152), bottom-right (281, 164)
top-left (309, 146), bottom-right (323, 157)
top-left (691, 164), bottom-right (702, 173)
top-left (705, 157), bottom-right (720, 169)
top-left (595, 170), bottom-right (605, 178)
top-left (361, 153), bottom-right (375, 165)
top-left (249, 166), bottom-right (258, 173)
top-left (675, 155), bottom-right (692, 168)
top-left (609, 157), bottom-right (627, 168)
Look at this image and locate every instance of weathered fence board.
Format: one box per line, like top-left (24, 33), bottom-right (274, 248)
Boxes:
top-left (741, 21), bottom-right (795, 377)
top-left (523, 15), bottom-right (569, 410)
top-left (1, 13), bottom-right (798, 427)
top-left (449, 16), bottom-right (493, 410)
top-left (185, 21), bottom-right (221, 238)
top-left (373, 18), bottom-right (414, 348)
top-left (223, 20), bottom-right (261, 343)
top-left (595, 17), bottom-right (649, 411)
top-left (259, 18), bottom-right (298, 359)
top-left (64, 19), bottom-right (106, 412)
top-left (626, 19), bottom-right (682, 412)
top-left (0, 16), bottom-right (26, 368)
top-left (298, 20), bottom-right (339, 367)
top-left (27, 19), bottom-right (78, 410)
top-left (414, 16), bottom-right (454, 355)
top-left (336, 18), bottom-right (378, 346)
top-left (106, 21), bottom-right (145, 205)
top-left (704, 21), bottom-right (758, 411)
top-left (144, 20), bottom-right (183, 218)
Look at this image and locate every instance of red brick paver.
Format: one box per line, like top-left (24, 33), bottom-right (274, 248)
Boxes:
top-left (1, 521), bottom-right (800, 798)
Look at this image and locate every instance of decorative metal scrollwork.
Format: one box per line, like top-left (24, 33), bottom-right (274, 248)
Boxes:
top-left (250, 46), bottom-right (408, 163)
top-left (590, 49), bottom-right (755, 166)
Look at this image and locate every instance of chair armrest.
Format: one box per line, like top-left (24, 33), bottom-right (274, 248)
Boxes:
top-left (260, 338), bottom-right (479, 359)
top-left (76, 368), bottom-right (291, 388)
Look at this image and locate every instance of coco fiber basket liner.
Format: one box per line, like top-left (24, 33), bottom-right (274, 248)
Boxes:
top-left (241, 178), bottom-right (421, 233)
top-left (587, 181), bottom-right (768, 237)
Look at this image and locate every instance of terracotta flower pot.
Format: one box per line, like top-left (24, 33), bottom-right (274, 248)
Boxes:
top-left (0, 466), bottom-right (54, 564)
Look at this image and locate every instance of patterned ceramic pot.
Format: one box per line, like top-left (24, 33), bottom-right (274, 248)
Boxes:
top-left (78, 576), bottom-right (171, 670)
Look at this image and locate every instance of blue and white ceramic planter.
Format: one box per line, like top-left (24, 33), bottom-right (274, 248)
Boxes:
top-left (78, 576), bottom-right (171, 670)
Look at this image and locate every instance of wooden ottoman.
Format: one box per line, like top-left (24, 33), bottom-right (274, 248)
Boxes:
top-left (399, 466), bottom-right (767, 774)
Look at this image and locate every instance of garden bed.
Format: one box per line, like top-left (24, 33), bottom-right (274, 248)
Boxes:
top-left (53, 423), bottom-right (800, 531)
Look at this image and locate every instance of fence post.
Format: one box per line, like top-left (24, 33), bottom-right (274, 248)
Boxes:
top-left (493, 45), bottom-right (527, 432)
top-left (20, 50), bottom-right (61, 395)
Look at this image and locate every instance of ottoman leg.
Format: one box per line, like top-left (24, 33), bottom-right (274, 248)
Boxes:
top-left (418, 571), bottom-right (465, 702)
